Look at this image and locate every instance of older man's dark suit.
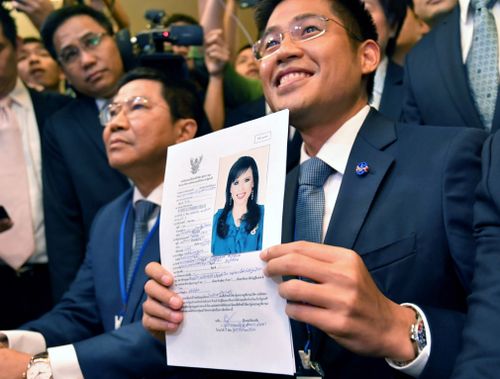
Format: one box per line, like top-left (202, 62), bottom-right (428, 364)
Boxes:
top-left (401, 6), bottom-right (499, 132)
top-left (451, 132), bottom-right (500, 378)
top-left (42, 95), bottom-right (130, 301)
top-left (282, 110), bottom-right (486, 378)
top-left (23, 190), bottom-right (175, 378)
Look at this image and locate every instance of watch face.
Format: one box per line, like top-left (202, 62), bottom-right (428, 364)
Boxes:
top-left (26, 361), bottom-right (52, 379)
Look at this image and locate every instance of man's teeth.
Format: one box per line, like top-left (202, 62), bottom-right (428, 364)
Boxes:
top-left (279, 72), bottom-right (309, 86)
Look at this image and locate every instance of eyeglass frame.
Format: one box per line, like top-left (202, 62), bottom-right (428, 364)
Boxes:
top-left (99, 96), bottom-right (170, 126)
top-left (252, 14), bottom-right (363, 61)
top-left (57, 32), bottom-right (108, 66)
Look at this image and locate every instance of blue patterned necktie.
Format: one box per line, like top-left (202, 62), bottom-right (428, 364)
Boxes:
top-left (295, 157), bottom-right (334, 243)
top-left (127, 200), bottom-right (157, 288)
top-left (466, 0), bottom-right (499, 130)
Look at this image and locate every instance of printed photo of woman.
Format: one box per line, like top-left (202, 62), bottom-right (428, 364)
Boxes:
top-left (211, 156), bottom-right (264, 255)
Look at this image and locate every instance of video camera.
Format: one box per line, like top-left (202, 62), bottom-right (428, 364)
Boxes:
top-left (116, 9), bottom-right (204, 80)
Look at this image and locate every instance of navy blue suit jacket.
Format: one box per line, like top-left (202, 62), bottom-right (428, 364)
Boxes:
top-left (379, 60), bottom-right (404, 121)
top-left (30, 89), bottom-right (71, 136)
top-left (23, 190), bottom-right (183, 378)
top-left (401, 6), bottom-right (500, 132)
top-left (282, 110), bottom-right (486, 378)
top-left (42, 96), bottom-right (130, 301)
top-left (451, 132), bottom-right (500, 378)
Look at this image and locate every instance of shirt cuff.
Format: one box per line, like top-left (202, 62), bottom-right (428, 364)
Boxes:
top-left (0, 330), bottom-right (46, 354)
top-left (385, 303), bottom-right (431, 377)
top-left (47, 344), bottom-right (84, 379)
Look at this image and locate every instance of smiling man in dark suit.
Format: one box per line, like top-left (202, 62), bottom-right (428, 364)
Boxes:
top-left (40, 5), bottom-right (131, 301)
top-left (142, 0), bottom-right (486, 378)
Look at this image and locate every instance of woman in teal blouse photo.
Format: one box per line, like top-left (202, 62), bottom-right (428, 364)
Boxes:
top-left (212, 156), bottom-right (264, 255)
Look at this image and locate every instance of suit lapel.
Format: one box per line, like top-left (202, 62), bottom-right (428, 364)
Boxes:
top-left (324, 110), bottom-right (396, 249)
top-left (123, 225), bottom-right (160, 324)
top-left (310, 111), bottom-right (396, 360)
top-left (434, 7), bottom-right (483, 127)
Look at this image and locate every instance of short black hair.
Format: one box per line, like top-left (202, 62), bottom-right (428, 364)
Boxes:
top-left (41, 5), bottom-right (114, 60)
top-left (116, 67), bottom-right (207, 137)
top-left (0, 5), bottom-right (17, 48)
top-left (255, 0), bottom-right (378, 98)
top-left (164, 13), bottom-right (199, 27)
top-left (377, 0), bottom-right (407, 57)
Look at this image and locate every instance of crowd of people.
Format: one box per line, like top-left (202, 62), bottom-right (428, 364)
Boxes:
top-left (0, 0), bottom-right (499, 377)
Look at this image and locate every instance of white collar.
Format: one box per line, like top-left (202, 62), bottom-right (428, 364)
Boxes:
top-left (133, 184), bottom-right (163, 208)
top-left (300, 105), bottom-right (371, 175)
top-left (8, 78), bottom-right (32, 110)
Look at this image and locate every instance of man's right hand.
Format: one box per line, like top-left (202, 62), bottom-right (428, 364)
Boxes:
top-left (142, 262), bottom-right (185, 341)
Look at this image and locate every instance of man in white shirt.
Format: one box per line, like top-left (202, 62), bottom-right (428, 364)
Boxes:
top-left (142, 0), bottom-right (486, 378)
top-left (0, 5), bottom-right (70, 330)
top-left (0, 67), bottom-right (202, 379)
top-left (402, 0), bottom-right (500, 132)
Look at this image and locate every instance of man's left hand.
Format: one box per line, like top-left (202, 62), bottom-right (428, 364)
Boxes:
top-left (260, 241), bottom-right (416, 361)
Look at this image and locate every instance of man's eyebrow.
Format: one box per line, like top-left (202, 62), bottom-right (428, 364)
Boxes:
top-left (263, 13), bottom-right (327, 34)
top-left (59, 31), bottom-right (99, 50)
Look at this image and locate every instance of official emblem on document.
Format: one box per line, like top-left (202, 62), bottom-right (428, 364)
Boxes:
top-left (190, 155), bottom-right (203, 174)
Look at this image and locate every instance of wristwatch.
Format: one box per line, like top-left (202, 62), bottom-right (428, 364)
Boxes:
top-left (24, 352), bottom-right (53, 379)
top-left (410, 310), bottom-right (427, 355)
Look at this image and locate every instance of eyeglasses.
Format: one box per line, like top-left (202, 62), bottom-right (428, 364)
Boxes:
top-left (58, 32), bottom-right (107, 66)
top-left (99, 96), bottom-right (169, 126)
top-left (252, 14), bottom-right (363, 60)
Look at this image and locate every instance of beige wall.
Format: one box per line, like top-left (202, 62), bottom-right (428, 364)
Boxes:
top-left (13, 0), bottom-right (258, 49)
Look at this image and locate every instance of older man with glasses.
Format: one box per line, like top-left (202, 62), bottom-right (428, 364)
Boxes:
top-left (0, 67), bottom-right (205, 379)
top-left (39, 5), bottom-right (131, 302)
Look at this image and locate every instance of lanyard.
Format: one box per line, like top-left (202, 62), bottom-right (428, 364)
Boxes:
top-left (293, 227), bottom-right (324, 377)
top-left (118, 202), bottom-right (160, 317)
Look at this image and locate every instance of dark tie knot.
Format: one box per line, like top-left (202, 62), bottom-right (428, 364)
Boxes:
top-left (134, 200), bottom-right (157, 224)
top-left (298, 157), bottom-right (333, 187)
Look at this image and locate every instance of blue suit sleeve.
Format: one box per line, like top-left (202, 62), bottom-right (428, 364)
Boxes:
top-left (22, 243), bottom-right (103, 345)
top-left (451, 134), bottom-right (500, 378)
top-left (419, 128), bottom-right (486, 378)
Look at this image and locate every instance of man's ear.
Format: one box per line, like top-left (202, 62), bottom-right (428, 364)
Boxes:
top-left (359, 39), bottom-right (380, 76)
top-left (174, 118), bottom-right (198, 144)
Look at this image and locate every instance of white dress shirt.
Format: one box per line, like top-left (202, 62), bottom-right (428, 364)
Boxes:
top-left (299, 105), bottom-right (429, 376)
top-left (2, 184), bottom-right (163, 379)
top-left (459, 0), bottom-right (500, 68)
top-left (9, 78), bottom-right (46, 264)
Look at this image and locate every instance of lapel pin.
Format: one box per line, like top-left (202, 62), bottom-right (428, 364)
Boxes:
top-left (355, 162), bottom-right (370, 176)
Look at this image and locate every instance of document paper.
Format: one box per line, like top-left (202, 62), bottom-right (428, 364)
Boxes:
top-left (160, 110), bottom-right (295, 375)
